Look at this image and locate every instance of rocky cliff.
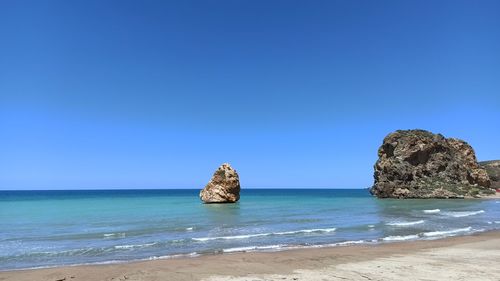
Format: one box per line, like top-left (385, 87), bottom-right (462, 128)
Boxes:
top-left (370, 130), bottom-right (494, 198)
top-left (480, 160), bottom-right (500, 189)
top-left (200, 163), bottom-right (241, 203)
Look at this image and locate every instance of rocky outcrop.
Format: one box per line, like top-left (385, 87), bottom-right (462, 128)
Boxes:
top-left (480, 160), bottom-right (500, 189)
top-left (200, 163), bottom-right (241, 203)
top-left (370, 130), bottom-right (494, 198)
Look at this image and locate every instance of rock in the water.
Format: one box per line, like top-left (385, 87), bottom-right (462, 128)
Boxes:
top-left (480, 160), bottom-right (500, 189)
top-left (200, 163), bottom-right (240, 203)
top-left (370, 129), bottom-right (494, 198)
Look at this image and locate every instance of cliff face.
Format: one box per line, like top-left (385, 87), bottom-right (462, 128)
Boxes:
top-left (200, 163), bottom-right (241, 203)
top-left (370, 130), bottom-right (493, 198)
top-left (480, 160), bottom-right (500, 189)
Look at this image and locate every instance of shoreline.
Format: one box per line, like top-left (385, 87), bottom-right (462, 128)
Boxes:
top-left (2, 230), bottom-right (500, 281)
top-left (0, 226), bottom-right (492, 272)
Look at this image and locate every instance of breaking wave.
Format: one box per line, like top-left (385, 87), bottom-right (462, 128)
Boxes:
top-left (381, 227), bottom-right (475, 241)
top-left (386, 220), bottom-right (425, 227)
top-left (103, 233), bottom-right (126, 238)
top-left (382, 234), bottom-right (420, 241)
top-left (442, 210), bottom-right (485, 218)
top-left (422, 227), bottom-right (473, 237)
top-left (223, 245), bottom-right (284, 253)
top-left (114, 242), bottom-right (157, 250)
top-left (193, 227), bottom-right (336, 242)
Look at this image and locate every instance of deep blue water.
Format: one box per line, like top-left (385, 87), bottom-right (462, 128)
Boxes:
top-left (1, 189), bottom-right (499, 270)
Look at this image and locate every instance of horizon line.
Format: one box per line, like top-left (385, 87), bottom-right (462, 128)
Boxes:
top-left (0, 187), bottom-right (370, 191)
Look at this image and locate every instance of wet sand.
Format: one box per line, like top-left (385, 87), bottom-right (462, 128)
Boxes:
top-left (1, 231), bottom-right (499, 281)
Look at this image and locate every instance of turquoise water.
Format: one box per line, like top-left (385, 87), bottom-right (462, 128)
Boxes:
top-left (1, 189), bottom-right (499, 270)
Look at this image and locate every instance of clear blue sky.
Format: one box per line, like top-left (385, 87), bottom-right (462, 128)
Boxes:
top-left (1, 0), bottom-right (499, 190)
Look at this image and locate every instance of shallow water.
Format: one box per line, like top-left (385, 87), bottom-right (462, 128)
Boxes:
top-left (0, 189), bottom-right (499, 270)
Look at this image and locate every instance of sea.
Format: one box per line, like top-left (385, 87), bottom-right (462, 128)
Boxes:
top-left (1, 189), bottom-right (499, 271)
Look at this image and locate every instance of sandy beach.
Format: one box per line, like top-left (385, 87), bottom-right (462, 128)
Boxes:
top-left (1, 231), bottom-right (499, 281)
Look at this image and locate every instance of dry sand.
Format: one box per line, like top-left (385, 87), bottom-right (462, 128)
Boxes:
top-left (1, 231), bottom-right (500, 281)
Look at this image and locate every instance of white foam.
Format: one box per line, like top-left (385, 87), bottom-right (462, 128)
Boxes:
top-left (423, 209), bottom-right (440, 214)
top-left (146, 252), bottom-right (199, 260)
top-left (193, 233), bottom-right (267, 242)
top-left (382, 234), bottom-right (419, 241)
top-left (422, 227), bottom-right (472, 237)
top-left (185, 227), bottom-right (194, 231)
top-left (386, 220), bottom-right (424, 227)
top-left (275, 228), bottom-right (337, 235)
top-left (193, 228), bottom-right (336, 242)
top-left (103, 233), bottom-right (126, 238)
top-left (223, 245), bottom-right (283, 253)
top-left (442, 210), bottom-right (484, 218)
top-left (331, 240), bottom-right (367, 246)
top-left (114, 242), bottom-right (156, 249)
